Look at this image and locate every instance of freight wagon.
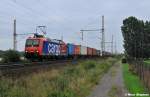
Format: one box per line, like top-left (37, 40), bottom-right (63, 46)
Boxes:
top-left (81, 45), bottom-right (87, 56)
top-left (92, 48), bottom-right (97, 56)
top-left (74, 45), bottom-right (81, 56)
top-left (87, 47), bottom-right (93, 56)
top-left (67, 43), bottom-right (75, 58)
top-left (59, 40), bottom-right (67, 57)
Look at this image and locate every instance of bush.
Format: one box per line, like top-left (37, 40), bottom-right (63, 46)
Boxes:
top-left (2, 50), bottom-right (21, 63)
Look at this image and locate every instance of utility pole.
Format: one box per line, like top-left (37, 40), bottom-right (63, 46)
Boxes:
top-left (13, 19), bottom-right (36, 50)
top-left (101, 15), bottom-right (105, 55)
top-left (13, 19), bottom-right (17, 51)
top-left (81, 30), bottom-right (83, 40)
top-left (61, 32), bottom-right (63, 41)
top-left (80, 29), bottom-right (100, 49)
top-left (111, 35), bottom-right (113, 54)
top-left (13, 19), bottom-right (34, 50)
top-left (115, 40), bottom-right (117, 54)
top-left (80, 15), bottom-right (105, 56)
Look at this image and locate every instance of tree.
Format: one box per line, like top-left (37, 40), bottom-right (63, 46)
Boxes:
top-left (121, 16), bottom-right (150, 59)
top-left (143, 21), bottom-right (150, 58)
top-left (121, 16), bottom-right (144, 58)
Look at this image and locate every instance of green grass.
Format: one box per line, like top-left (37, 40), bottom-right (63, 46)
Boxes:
top-left (144, 60), bottom-right (150, 68)
top-left (144, 60), bottom-right (150, 64)
top-left (0, 58), bottom-right (116, 97)
top-left (123, 64), bottom-right (148, 97)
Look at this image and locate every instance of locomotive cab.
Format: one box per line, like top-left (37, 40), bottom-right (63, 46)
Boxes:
top-left (25, 35), bottom-right (45, 59)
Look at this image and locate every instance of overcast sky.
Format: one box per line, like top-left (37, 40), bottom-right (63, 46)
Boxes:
top-left (0, 0), bottom-right (150, 53)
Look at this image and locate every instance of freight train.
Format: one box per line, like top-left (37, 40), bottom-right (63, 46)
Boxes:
top-left (25, 34), bottom-right (110, 61)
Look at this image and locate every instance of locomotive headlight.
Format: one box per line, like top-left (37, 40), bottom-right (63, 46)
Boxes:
top-left (36, 50), bottom-right (39, 52)
top-left (25, 51), bottom-right (28, 52)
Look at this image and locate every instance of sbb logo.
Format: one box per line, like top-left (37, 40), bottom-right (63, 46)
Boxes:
top-left (48, 43), bottom-right (60, 55)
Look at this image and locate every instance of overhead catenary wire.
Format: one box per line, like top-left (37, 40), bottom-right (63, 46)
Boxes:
top-left (10, 0), bottom-right (44, 18)
top-left (0, 0), bottom-right (55, 27)
top-left (0, 0), bottom-right (51, 31)
top-left (1, 1), bottom-right (111, 51)
top-left (0, 1), bottom-right (36, 18)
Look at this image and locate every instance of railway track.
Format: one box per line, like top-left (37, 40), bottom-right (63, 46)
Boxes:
top-left (0, 59), bottom-right (77, 77)
top-left (0, 60), bottom-right (71, 68)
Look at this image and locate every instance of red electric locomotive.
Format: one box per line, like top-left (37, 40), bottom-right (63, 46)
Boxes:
top-left (25, 34), bottom-right (46, 60)
top-left (25, 34), bottom-right (68, 60)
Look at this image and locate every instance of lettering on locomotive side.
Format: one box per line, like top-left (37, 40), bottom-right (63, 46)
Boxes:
top-left (48, 43), bottom-right (60, 55)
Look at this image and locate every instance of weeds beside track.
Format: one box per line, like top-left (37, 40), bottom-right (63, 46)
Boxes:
top-left (0, 58), bottom-right (102, 78)
top-left (0, 57), bottom-right (116, 97)
top-left (0, 59), bottom-right (76, 77)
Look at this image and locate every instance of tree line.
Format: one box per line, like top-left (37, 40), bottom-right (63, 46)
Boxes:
top-left (121, 16), bottom-right (150, 59)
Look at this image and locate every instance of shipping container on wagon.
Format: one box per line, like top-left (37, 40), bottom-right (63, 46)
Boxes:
top-left (74, 45), bottom-right (81, 55)
top-left (87, 47), bottom-right (93, 55)
top-left (67, 43), bottom-right (75, 55)
top-left (59, 41), bottom-right (67, 56)
top-left (81, 45), bottom-right (87, 55)
top-left (92, 48), bottom-right (97, 55)
top-left (42, 40), bottom-right (60, 56)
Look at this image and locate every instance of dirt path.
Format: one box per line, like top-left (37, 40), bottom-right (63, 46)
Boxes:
top-left (87, 62), bottom-right (127, 97)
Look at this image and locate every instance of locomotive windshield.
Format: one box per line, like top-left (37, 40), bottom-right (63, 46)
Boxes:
top-left (26, 39), bottom-right (39, 47)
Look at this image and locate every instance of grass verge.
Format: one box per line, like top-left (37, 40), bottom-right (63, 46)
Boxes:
top-left (123, 63), bottom-right (149, 97)
top-left (144, 60), bottom-right (150, 66)
top-left (0, 58), bottom-right (116, 97)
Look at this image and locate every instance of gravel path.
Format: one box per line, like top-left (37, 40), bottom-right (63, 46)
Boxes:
top-left (87, 62), bottom-right (127, 97)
